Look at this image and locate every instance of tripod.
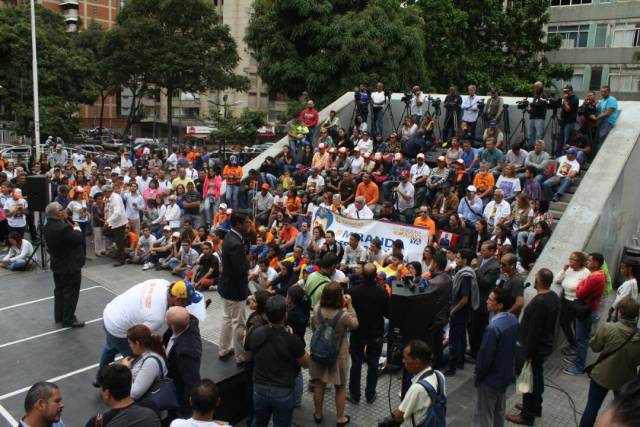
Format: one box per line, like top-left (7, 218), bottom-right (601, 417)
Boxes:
top-left (25, 212), bottom-right (48, 270)
top-left (509, 108), bottom-right (528, 148)
top-left (431, 105), bottom-right (443, 143)
top-left (441, 108), bottom-right (459, 143)
top-left (502, 105), bottom-right (512, 151)
top-left (394, 101), bottom-right (412, 135)
top-left (545, 107), bottom-right (561, 156)
top-left (380, 94), bottom-right (396, 138)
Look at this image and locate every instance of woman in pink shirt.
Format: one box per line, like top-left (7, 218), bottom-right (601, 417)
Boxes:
top-left (202, 166), bottom-right (222, 225)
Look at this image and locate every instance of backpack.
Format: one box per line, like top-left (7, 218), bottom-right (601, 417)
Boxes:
top-left (309, 309), bottom-right (343, 366)
top-left (302, 278), bottom-right (328, 312)
top-left (413, 370), bottom-right (447, 427)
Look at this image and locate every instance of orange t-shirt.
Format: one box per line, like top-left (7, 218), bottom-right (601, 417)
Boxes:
top-left (473, 172), bottom-right (495, 192)
top-left (356, 181), bottom-right (379, 205)
top-left (286, 196), bottom-right (302, 213)
top-left (413, 216), bottom-right (436, 237)
top-left (127, 232), bottom-right (139, 249)
top-left (279, 225), bottom-right (298, 243)
top-left (223, 165), bottom-right (243, 185)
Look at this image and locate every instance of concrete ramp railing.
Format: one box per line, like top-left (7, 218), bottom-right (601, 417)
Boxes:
top-left (525, 101), bottom-right (640, 303)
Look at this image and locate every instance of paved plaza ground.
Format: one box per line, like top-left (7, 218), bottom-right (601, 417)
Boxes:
top-left (0, 256), bottom-right (609, 426)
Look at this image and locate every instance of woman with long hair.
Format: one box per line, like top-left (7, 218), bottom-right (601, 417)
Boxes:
top-left (92, 192), bottom-right (107, 256)
top-left (445, 136), bottom-right (462, 166)
top-left (530, 221), bottom-right (551, 260)
top-left (0, 231), bottom-right (34, 270)
top-left (311, 282), bottom-right (358, 426)
top-left (471, 219), bottom-right (491, 255)
top-left (280, 146), bottom-right (297, 174)
top-left (512, 193), bottom-right (534, 245)
top-left (554, 251), bottom-right (590, 358)
top-left (67, 186), bottom-right (89, 255)
top-left (122, 324), bottom-right (168, 401)
top-left (420, 245), bottom-right (436, 278)
top-left (609, 259), bottom-right (640, 321)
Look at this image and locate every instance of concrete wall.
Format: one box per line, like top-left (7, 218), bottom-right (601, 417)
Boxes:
top-left (525, 100), bottom-right (640, 303)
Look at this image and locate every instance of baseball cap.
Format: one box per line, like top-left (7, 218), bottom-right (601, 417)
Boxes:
top-left (354, 147), bottom-right (361, 152)
top-left (170, 280), bottom-right (202, 305)
top-left (416, 153), bottom-right (425, 159)
top-left (12, 188), bottom-right (23, 199)
top-left (101, 184), bottom-right (113, 192)
top-left (225, 208), bottom-right (233, 214)
top-left (467, 185), bottom-right (477, 192)
top-left (318, 143), bottom-right (325, 149)
top-left (328, 147), bottom-right (336, 153)
top-left (563, 84), bottom-right (573, 91)
top-left (172, 231), bottom-right (181, 238)
top-left (364, 152), bottom-right (371, 158)
top-left (567, 147), bottom-right (578, 155)
top-left (163, 225), bottom-right (172, 232)
top-left (75, 186), bottom-right (84, 192)
top-left (488, 120), bottom-right (497, 128)
top-left (401, 170), bottom-right (410, 178)
top-left (219, 203), bottom-right (227, 210)
top-left (261, 183), bottom-right (270, 191)
top-left (437, 155), bottom-right (446, 162)
top-left (338, 147), bottom-right (347, 154)
top-left (304, 265), bottom-right (316, 273)
top-left (394, 153), bottom-right (403, 161)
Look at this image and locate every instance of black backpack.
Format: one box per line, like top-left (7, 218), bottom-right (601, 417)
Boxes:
top-left (310, 309), bottom-right (344, 366)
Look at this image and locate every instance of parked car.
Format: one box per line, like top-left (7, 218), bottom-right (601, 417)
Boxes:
top-left (0, 145), bottom-right (31, 164)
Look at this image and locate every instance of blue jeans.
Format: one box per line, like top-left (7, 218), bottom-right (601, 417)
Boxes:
top-left (579, 379), bottom-right (612, 427)
top-left (203, 195), bottom-right (218, 226)
top-left (528, 118), bottom-right (545, 148)
top-left (543, 176), bottom-right (573, 199)
top-left (226, 184), bottom-right (240, 210)
top-left (448, 317), bottom-right (468, 371)
top-left (5, 258), bottom-right (27, 270)
top-left (559, 121), bottom-right (576, 153)
top-left (293, 371), bottom-right (303, 407)
top-left (97, 327), bottom-right (134, 383)
top-left (349, 335), bottom-right (383, 402)
top-left (574, 310), bottom-right (594, 372)
top-left (372, 107), bottom-right (384, 137)
top-left (252, 384), bottom-right (295, 427)
top-left (596, 122), bottom-right (613, 154)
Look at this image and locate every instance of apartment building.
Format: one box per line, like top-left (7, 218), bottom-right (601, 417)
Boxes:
top-left (545, 0), bottom-right (640, 100)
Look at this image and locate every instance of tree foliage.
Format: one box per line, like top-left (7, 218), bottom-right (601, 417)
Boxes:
top-left (209, 110), bottom-right (266, 146)
top-left (116, 0), bottom-right (249, 147)
top-left (0, 5), bottom-right (99, 139)
top-left (247, 0), bottom-right (573, 102)
top-left (246, 0), bottom-right (428, 105)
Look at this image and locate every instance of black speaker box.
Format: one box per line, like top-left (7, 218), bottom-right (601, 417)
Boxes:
top-left (24, 175), bottom-right (50, 212)
top-left (389, 284), bottom-right (439, 342)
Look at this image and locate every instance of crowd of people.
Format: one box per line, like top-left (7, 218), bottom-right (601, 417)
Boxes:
top-left (3, 82), bottom-right (638, 427)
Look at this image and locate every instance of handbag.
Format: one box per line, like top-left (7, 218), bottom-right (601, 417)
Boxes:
top-left (141, 355), bottom-right (179, 411)
top-left (516, 361), bottom-right (533, 394)
top-left (585, 328), bottom-right (638, 375)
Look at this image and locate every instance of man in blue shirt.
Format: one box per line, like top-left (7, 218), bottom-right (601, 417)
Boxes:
top-left (474, 287), bottom-right (519, 427)
top-left (591, 85), bottom-right (619, 153)
top-left (19, 382), bottom-right (66, 427)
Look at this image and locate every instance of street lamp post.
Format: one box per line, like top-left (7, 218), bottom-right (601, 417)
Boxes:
top-left (30, 0), bottom-right (41, 162)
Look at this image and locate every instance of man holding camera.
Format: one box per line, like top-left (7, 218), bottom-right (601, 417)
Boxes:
top-left (461, 85), bottom-right (481, 141)
top-left (559, 85), bottom-right (579, 154)
top-left (410, 86), bottom-right (428, 127)
top-left (371, 82), bottom-right (387, 137)
top-left (526, 82), bottom-right (548, 150)
top-left (443, 85), bottom-right (462, 141)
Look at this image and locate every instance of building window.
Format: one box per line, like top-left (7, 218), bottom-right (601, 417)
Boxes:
top-left (589, 67), bottom-right (603, 91)
top-left (550, 0), bottom-right (591, 5)
top-left (594, 24), bottom-right (608, 48)
top-left (547, 25), bottom-right (589, 48)
top-left (612, 23), bottom-right (640, 48)
top-left (553, 73), bottom-right (585, 91)
top-left (609, 69), bottom-right (640, 92)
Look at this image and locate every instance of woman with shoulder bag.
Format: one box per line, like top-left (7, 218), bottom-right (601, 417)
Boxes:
top-left (310, 282), bottom-right (358, 426)
top-left (554, 251), bottom-right (590, 357)
top-left (121, 325), bottom-right (169, 414)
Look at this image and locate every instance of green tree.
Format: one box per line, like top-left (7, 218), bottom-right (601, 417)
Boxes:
top-left (246, 0), bottom-right (428, 106)
top-left (0, 5), bottom-right (99, 140)
top-left (116, 0), bottom-right (248, 150)
top-left (209, 110), bottom-right (266, 147)
top-left (414, 0), bottom-right (572, 95)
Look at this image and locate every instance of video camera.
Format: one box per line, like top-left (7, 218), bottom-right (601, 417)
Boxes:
top-left (477, 98), bottom-right (485, 113)
top-left (546, 97), bottom-right (562, 110)
top-left (578, 101), bottom-right (597, 118)
top-left (430, 97), bottom-right (442, 109)
top-left (516, 98), bottom-right (529, 110)
top-left (401, 92), bottom-right (413, 104)
top-left (384, 89), bottom-right (393, 99)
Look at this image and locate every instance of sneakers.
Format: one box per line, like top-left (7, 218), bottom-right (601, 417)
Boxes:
top-left (562, 366), bottom-right (584, 376)
top-left (561, 346), bottom-right (577, 357)
top-left (142, 262), bottom-right (155, 271)
top-left (346, 394), bottom-right (359, 404)
top-left (551, 194), bottom-right (560, 203)
top-left (366, 392), bottom-right (377, 404)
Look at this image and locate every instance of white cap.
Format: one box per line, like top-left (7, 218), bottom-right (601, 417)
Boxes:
top-left (417, 153), bottom-right (425, 159)
top-left (467, 185), bottom-right (477, 192)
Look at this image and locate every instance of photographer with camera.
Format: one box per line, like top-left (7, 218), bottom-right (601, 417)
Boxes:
top-left (355, 83), bottom-right (371, 123)
top-left (578, 91), bottom-right (598, 144)
top-left (378, 340), bottom-right (446, 427)
top-left (443, 85), bottom-right (462, 141)
top-left (409, 85), bottom-right (428, 127)
top-left (484, 88), bottom-right (504, 125)
top-left (559, 85), bottom-right (579, 153)
top-left (461, 85), bottom-right (481, 141)
top-left (371, 82), bottom-right (387, 137)
top-left (526, 82), bottom-right (548, 149)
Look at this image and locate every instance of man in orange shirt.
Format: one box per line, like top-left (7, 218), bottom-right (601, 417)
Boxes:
top-left (277, 216), bottom-right (298, 253)
top-left (473, 161), bottom-right (495, 201)
top-left (223, 155), bottom-right (243, 210)
top-left (355, 173), bottom-right (379, 206)
top-left (413, 205), bottom-right (435, 243)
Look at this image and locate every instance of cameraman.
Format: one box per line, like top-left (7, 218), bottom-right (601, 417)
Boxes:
top-left (484, 88), bottom-right (504, 125)
top-left (371, 82), bottom-right (387, 137)
top-left (559, 85), bottom-right (579, 154)
top-left (461, 85), bottom-right (481, 140)
top-left (410, 85), bottom-right (428, 127)
top-left (527, 81), bottom-right (548, 149)
top-left (578, 91), bottom-right (597, 144)
top-left (355, 83), bottom-right (371, 122)
top-left (443, 85), bottom-right (462, 141)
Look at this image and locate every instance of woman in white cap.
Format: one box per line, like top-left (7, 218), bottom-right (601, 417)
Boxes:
top-left (67, 186), bottom-right (89, 255)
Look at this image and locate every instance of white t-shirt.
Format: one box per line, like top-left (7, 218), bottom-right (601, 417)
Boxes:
top-left (72, 152), bottom-right (85, 170)
top-left (4, 198), bottom-right (28, 228)
top-left (495, 176), bottom-right (521, 200)
top-left (68, 200), bottom-right (89, 223)
top-left (399, 368), bottom-right (444, 427)
top-left (170, 419), bottom-right (226, 427)
top-left (103, 279), bottom-right (171, 338)
top-left (356, 138), bottom-right (373, 153)
top-left (349, 156), bottom-right (365, 175)
top-left (371, 90), bottom-right (386, 108)
top-left (410, 163), bottom-right (430, 184)
top-left (410, 92), bottom-right (428, 116)
top-left (612, 279), bottom-right (639, 309)
top-left (556, 156), bottom-right (580, 177)
top-left (306, 175), bottom-right (325, 192)
top-left (397, 181), bottom-right (415, 212)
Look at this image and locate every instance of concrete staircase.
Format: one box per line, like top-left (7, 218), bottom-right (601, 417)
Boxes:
top-left (549, 166), bottom-right (587, 220)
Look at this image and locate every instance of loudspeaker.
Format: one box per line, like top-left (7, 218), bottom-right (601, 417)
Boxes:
top-left (389, 285), bottom-right (439, 342)
top-left (24, 175), bottom-right (50, 212)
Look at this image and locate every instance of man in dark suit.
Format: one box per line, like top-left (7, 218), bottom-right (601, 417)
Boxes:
top-left (217, 211), bottom-right (251, 365)
top-left (43, 201), bottom-right (85, 327)
top-left (163, 306), bottom-right (202, 418)
top-left (468, 240), bottom-right (500, 358)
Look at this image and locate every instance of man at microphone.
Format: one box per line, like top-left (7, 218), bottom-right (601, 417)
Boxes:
top-left (43, 201), bottom-right (86, 328)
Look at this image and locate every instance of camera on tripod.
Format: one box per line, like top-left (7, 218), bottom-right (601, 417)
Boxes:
top-left (401, 92), bottom-right (412, 104)
top-left (546, 97), bottom-right (562, 110)
top-left (430, 97), bottom-right (441, 109)
top-left (516, 98), bottom-right (529, 110)
top-left (384, 89), bottom-right (393, 99)
top-left (477, 98), bottom-right (485, 113)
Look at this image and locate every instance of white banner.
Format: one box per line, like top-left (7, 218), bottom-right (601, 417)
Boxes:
top-left (312, 207), bottom-right (429, 262)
